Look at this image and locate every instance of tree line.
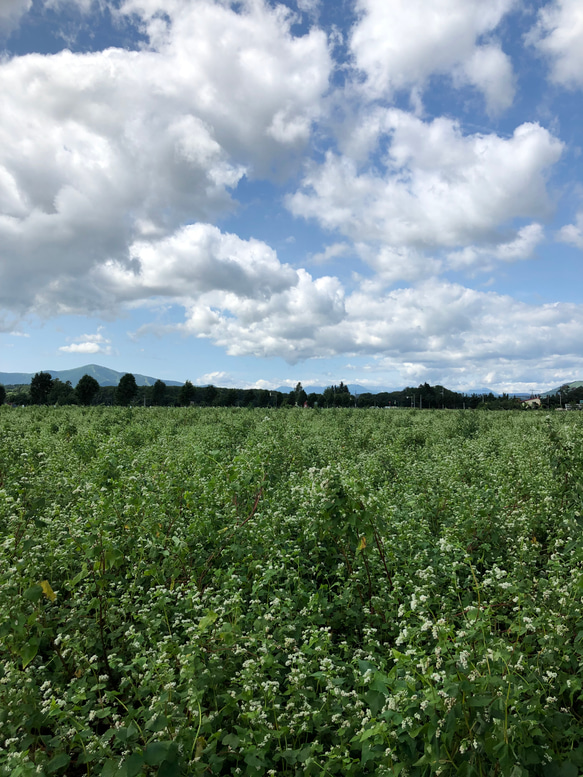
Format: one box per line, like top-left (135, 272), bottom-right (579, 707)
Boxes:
top-left (1, 373), bottom-right (580, 409)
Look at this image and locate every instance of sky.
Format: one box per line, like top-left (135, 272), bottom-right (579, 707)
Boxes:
top-left (1, 0), bottom-right (582, 393)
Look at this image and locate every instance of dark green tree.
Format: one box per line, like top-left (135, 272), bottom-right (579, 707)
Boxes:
top-left (30, 372), bottom-right (54, 405)
top-left (202, 385), bottom-right (217, 405)
top-left (307, 392), bottom-right (321, 407)
top-left (0, 384), bottom-right (5, 405)
top-left (294, 382), bottom-right (308, 406)
top-left (151, 379), bottom-right (167, 406)
top-left (7, 387), bottom-right (30, 405)
top-left (116, 373), bottom-right (138, 406)
top-left (334, 390), bottom-right (352, 407)
top-left (322, 383), bottom-right (353, 407)
top-left (179, 380), bottom-right (196, 406)
top-left (322, 386), bottom-right (334, 407)
top-left (221, 388), bottom-right (238, 407)
top-left (48, 379), bottom-right (76, 405)
top-left (76, 374), bottom-right (100, 406)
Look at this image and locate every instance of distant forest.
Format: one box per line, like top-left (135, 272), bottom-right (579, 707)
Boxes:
top-left (1, 372), bottom-right (582, 410)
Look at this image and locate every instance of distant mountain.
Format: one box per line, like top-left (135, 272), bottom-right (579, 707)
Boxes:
top-left (0, 364), bottom-right (183, 387)
top-left (541, 380), bottom-right (583, 398)
top-left (465, 388), bottom-right (500, 397)
top-left (0, 371), bottom-right (35, 386)
top-left (277, 384), bottom-right (501, 396)
top-left (275, 384), bottom-right (400, 395)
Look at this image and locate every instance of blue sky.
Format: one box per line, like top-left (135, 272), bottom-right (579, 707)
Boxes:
top-left (1, 0), bottom-right (582, 392)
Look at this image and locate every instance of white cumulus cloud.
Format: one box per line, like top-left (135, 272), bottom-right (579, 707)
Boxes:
top-left (288, 112), bottom-right (562, 254)
top-left (527, 0), bottom-right (583, 89)
top-left (447, 223), bottom-right (545, 270)
top-left (59, 329), bottom-right (112, 354)
top-left (457, 43), bottom-right (515, 115)
top-left (138, 275), bottom-right (583, 384)
top-left (349, 0), bottom-right (516, 111)
top-left (59, 341), bottom-right (106, 354)
top-left (93, 223), bottom-right (299, 303)
top-left (557, 212), bottom-right (583, 248)
top-left (0, 0), bottom-right (331, 318)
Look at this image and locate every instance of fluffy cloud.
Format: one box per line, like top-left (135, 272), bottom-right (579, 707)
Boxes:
top-left (296, 0), bottom-right (320, 14)
top-left (88, 223), bottom-right (581, 378)
top-left (197, 370), bottom-right (233, 386)
top-left (94, 223), bottom-right (299, 302)
top-left (179, 269), bottom-right (346, 362)
top-left (362, 281), bottom-right (583, 390)
top-left (528, 0), bottom-right (583, 88)
top-left (58, 329), bottom-right (112, 354)
top-left (557, 213), bottom-right (583, 248)
top-left (457, 43), bottom-right (515, 115)
top-left (349, 0), bottom-right (515, 111)
top-left (0, 0), bottom-right (331, 317)
top-left (118, 0), bottom-right (330, 163)
top-left (288, 112), bottom-right (562, 255)
top-left (354, 245), bottom-right (442, 284)
top-left (447, 223), bottom-right (545, 270)
top-left (146, 273), bottom-right (583, 384)
top-left (310, 243), bottom-right (351, 264)
top-left (93, 222), bottom-right (347, 362)
top-left (59, 341), bottom-right (109, 354)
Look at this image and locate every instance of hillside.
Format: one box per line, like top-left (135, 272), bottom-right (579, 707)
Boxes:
top-left (0, 364), bottom-right (183, 387)
top-left (541, 381), bottom-right (583, 398)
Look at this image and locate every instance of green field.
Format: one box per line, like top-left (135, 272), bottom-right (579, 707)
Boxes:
top-left (1, 407), bottom-right (583, 776)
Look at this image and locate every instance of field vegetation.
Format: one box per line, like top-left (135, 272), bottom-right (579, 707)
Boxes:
top-left (1, 406), bottom-right (583, 776)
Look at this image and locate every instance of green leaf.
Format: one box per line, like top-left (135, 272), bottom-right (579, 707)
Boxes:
top-left (222, 733), bottom-right (239, 748)
top-left (46, 753), bottom-right (71, 774)
top-left (244, 753), bottom-right (264, 768)
top-left (70, 564), bottom-right (89, 587)
top-left (101, 759), bottom-right (119, 777)
top-left (146, 714), bottom-right (169, 732)
top-left (144, 742), bottom-right (176, 767)
top-left (21, 637), bottom-right (40, 669)
top-left (115, 727), bottom-right (130, 743)
top-left (197, 611), bottom-right (218, 631)
top-left (158, 761), bottom-right (181, 777)
top-left (569, 746), bottom-right (583, 767)
top-left (468, 695), bottom-right (491, 707)
top-left (105, 547), bottom-right (124, 570)
top-left (123, 753), bottom-right (145, 777)
top-left (24, 584), bottom-right (43, 602)
top-left (559, 765), bottom-right (578, 777)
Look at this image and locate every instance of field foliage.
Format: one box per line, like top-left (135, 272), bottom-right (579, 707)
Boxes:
top-left (1, 407), bottom-right (583, 776)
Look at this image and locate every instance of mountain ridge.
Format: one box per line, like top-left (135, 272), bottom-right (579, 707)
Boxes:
top-left (541, 381), bottom-right (583, 398)
top-left (0, 364), bottom-right (183, 387)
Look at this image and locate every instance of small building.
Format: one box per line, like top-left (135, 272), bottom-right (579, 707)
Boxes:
top-left (522, 397), bottom-right (541, 409)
